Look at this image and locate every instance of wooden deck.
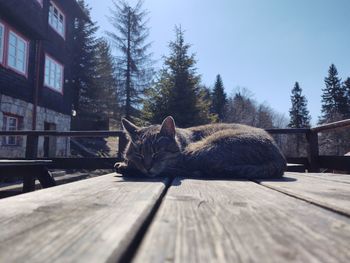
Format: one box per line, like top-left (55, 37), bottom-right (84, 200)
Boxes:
top-left (0, 172), bottom-right (349, 262)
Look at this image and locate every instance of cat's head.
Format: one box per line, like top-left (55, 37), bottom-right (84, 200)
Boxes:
top-left (122, 116), bottom-right (180, 177)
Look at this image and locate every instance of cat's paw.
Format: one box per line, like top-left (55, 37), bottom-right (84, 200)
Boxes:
top-left (114, 162), bottom-right (129, 175)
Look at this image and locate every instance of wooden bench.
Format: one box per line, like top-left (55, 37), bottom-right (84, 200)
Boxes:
top-left (0, 160), bottom-right (56, 193)
top-left (0, 172), bottom-right (349, 262)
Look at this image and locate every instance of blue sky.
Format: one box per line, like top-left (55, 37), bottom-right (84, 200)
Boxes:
top-left (85, 0), bottom-right (350, 124)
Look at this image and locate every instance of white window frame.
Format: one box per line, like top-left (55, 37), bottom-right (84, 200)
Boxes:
top-left (49, 1), bottom-right (65, 38)
top-left (0, 23), bottom-right (4, 64)
top-left (2, 115), bottom-right (19, 146)
top-left (7, 30), bottom-right (29, 76)
top-left (44, 54), bottom-right (64, 93)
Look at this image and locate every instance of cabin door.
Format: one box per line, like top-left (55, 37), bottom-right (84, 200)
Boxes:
top-left (43, 122), bottom-right (57, 157)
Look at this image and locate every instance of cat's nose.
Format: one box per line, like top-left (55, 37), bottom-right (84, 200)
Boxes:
top-left (144, 160), bottom-right (153, 171)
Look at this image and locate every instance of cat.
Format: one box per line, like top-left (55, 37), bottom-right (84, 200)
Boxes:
top-left (114, 116), bottom-right (287, 179)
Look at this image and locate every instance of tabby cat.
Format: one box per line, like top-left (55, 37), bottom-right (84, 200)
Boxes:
top-left (115, 116), bottom-right (286, 179)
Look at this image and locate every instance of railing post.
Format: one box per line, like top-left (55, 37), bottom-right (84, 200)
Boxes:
top-left (306, 131), bottom-right (319, 172)
top-left (25, 135), bottom-right (39, 159)
top-left (118, 133), bottom-right (127, 160)
top-left (24, 134), bottom-right (39, 191)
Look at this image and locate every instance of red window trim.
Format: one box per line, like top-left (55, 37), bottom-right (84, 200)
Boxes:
top-left (7, 30), bottom-right (30, 78)
top-left (0, 22), bottom-right (5, 66)
top-left (49, 1), bottom-right (66, 40)
top-left (0, 19), bottom-right (29, 78)
top-left (44, 53), bottom-right (64, 95)
top-left (2, 113), bottom-right (22, 147)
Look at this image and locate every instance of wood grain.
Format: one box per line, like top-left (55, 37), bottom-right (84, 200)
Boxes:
top-left (0, 173), bottom-right (169, 263)
top-left (133, 177), bottom-right (350, 263)
top-left (258, 172), bottom-right (350, 215)
top-left (297, 172), bottom-right (350, 184)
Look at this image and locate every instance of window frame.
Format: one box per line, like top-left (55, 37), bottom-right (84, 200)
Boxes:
top-left (7, 30), bottom-right (29, 77)
top-left (48, 1), bottom-right (66, 39)
top-left (44, 53), bottom-right (64, 94)
top-left (2, 114), bottom-right (20, 146)
top-left (0, 22), bottom-right (4, 65)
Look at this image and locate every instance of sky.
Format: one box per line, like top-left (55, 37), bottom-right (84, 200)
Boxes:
top-left (85, 0), bottom-right (350, 124)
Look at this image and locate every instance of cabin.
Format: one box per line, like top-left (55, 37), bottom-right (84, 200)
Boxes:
top-left (0, 0), bottom-right (85, 158)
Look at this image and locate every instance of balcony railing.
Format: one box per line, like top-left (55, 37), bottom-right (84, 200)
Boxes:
top-left (1, 119), bottom-right (350, 172)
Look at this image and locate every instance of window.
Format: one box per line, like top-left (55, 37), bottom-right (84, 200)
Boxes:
top-left (44, 55), bottom-right (64, 92)
top-left (2, 115), bottom-right (19, 146)
top-left (49, 2), bottom-right (65, 37)
top-left (7, 31), bottom-right (28, 75)
top-left (0, 23), bottom-right (4, 64)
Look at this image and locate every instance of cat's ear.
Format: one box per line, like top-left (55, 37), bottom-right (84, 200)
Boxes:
top-left (122, 118), bottom-right (140, 141)
top-left (160, 116), bottom-right (176, 139)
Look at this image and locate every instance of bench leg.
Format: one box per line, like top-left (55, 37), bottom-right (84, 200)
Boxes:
top-left (37, 167), bottom-right (56, 188)
top-left (23, 173), bottom-right (36, 193)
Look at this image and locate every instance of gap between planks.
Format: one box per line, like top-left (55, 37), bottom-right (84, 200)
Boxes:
top-left (254, 172), bottom-right (350, 217)
top-left (132, 176), bottom-right (350, 263)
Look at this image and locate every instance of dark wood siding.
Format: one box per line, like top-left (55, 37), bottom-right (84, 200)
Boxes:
top-left (0, 0), bottom-right (83, 116)
top-left (0, 0), bottom-right (47, 39)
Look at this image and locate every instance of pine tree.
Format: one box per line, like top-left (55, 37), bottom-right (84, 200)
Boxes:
top-left (288, 82), bottom-right (311, 128)
top-left (319, 65), bottom-right (349, 155)
top-left (319, 64), bottom-right (348, 123)
top-left (288, 82), bottom-right (311, 156)
top-left (343, 77), bottom-right (350, 118)
top-left (143, 27), bottom-right (212, 127)
top-left (72, 0), bottom-right (99, 118)
top-left (107, 0), bottom-right (153, 120)
top-left (94, 39), bottom-right (120, 119)
top-left (211, 74), bottom-right (227, 121)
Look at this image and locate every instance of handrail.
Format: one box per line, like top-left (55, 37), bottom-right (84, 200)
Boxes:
top-left (311, 119), bottom-right (350, 133)
top-left (0, 130), bottom-right (124, 137)
top-left (1, 119), bottom-right (350, 172)
top-left (0, 128), bottom-right (311, 136)
top-left (265, 128), bottom-right (310, 134)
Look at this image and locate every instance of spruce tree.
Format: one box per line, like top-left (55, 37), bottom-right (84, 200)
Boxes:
top-left (319, 64), bottom-right (348, 123)
top-left (107, 0), bottom-right (153, 120)
top-left (288, 82), bottom-right (311, 128)
top-left (143, 27), bottom-right (213, 127)
top-left (212, 74), bottom-right (227, 121)
top-left (94, 39), bottom-right (120, 119)
top-left (288, 82), bottom-right (311, 156)
top-left (319, 65), bottom-right (349, 155)
top-left (343, 77), bottom-right (350, 118)
top-left (72, 0), bottom-right (99, 118)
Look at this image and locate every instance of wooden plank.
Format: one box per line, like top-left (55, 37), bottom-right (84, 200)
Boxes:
top-left (311, 118), bottom-right (350, 133)
top-left (258, 172), bottom-right (350, 216)
top-left (300, 172), bottom-right (350, 184)
top-left (0, 130), bottom-right (123, 137)
top-left (286, 164), bottom-right (305, 172)
top-left (0, 173), bottom-right (169, 263)
top-left (265, 128), bottom-right (310, 134)
top-left (49, 158), bottom-right (120, 169)
top-left (0, 160), bottom-right (52, 166)
top-left (1, 158), bottom-right (119, 170)
top-left (134, 178), bottom-right (350, 263)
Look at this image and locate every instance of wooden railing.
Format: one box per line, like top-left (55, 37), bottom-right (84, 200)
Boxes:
top-left (0, 130), bottom-right (127, 169)
top-left (1, 119), bottom-right (350, 172)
